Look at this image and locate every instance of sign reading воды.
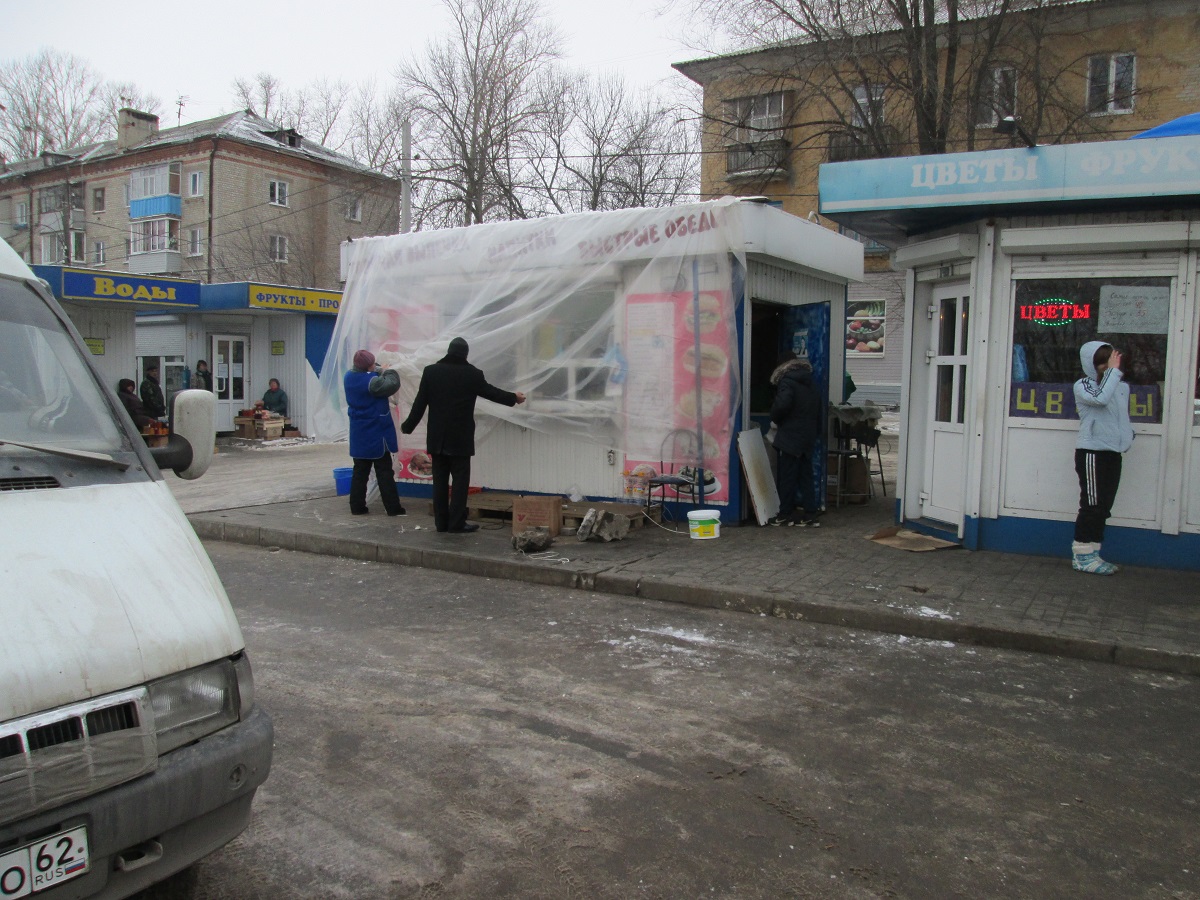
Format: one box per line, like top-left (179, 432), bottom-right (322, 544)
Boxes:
top-left (248, 284), bottom-right (342, 314)
top-left (60, 269), bottom-right (200, 307)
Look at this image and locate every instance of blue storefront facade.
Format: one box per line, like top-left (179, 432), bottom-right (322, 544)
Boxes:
top-left (820, 135), bottom-right (1200, 570)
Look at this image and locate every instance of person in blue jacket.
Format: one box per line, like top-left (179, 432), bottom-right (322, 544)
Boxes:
top-left (344, 349), bottom-right (405, 517)
top-left (1072, 340), bottom-right (1133, 575)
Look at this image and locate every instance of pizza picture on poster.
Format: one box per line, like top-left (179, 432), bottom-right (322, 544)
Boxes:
top-left (623, 290), bottom-right (732, 503)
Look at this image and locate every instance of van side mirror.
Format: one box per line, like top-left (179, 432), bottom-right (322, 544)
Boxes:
top-left (150, 389), bottom-right (215, 479)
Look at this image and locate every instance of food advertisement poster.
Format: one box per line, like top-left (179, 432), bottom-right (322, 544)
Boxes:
top-left (371, 302), bottom-right (438, 482)
top-left (846, 299), bottom-right (886, 355)
top-left (623, 291), bottom-right (732, 503)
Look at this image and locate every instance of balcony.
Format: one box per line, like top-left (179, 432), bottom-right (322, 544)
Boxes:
top-left (725, 139), bottom-right (790, 180)
top-left (129, 195), bottom-right (182, 219)
top-left (827, 125), bottom-right (903, 163)
top-left (127, 249), bottom-right (182, 275)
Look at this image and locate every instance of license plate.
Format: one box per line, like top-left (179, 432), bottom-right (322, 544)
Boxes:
top-left (0, 827), bottom-right (90, 898)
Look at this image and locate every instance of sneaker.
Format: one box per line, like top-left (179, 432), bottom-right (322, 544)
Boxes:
top-left (795, 516), bottom-right (821, 528)
top-left (768, 514), bottom-right (794, 527)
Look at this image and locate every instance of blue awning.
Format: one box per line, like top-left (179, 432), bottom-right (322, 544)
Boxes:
top-left (1131, 112), bottom-right (1200, 139)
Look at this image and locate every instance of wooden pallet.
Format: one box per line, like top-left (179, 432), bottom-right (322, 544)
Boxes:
top-left (424, 492), bottom-right (659, 529)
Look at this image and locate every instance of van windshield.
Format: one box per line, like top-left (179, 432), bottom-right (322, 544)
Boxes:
top-left (0, 278), bottom-right (128, 453)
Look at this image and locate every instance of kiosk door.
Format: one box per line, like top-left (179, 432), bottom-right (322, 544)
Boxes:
top-left (920, 284), bottom-right (970, 525)
top-left (212, 334), bottom-right (248, 432)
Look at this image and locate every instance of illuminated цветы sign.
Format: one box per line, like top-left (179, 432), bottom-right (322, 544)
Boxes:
top-left (1019, 300), bottom-right (1091, 327)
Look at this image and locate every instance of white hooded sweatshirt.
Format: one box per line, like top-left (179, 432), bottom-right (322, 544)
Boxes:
top-left (1074, 340), bottom-right (1134, 453)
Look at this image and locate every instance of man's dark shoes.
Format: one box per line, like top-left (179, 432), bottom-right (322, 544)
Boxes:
top-left (387, 506), bottom-right (407, 517)
top-left (351, 507), bottom-right (370, 516)
top-left (447, 522), bottom-right (480, 534)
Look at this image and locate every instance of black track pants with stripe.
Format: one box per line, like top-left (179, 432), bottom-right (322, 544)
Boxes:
top-left (1074, 449), bottom-right (1122, 543)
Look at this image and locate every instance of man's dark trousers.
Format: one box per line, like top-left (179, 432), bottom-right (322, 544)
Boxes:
top-left (432, 453), bottom-right (472, 532)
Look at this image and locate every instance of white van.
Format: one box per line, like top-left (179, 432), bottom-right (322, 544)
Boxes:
top-left (0, 237), bottom-right (272, 898)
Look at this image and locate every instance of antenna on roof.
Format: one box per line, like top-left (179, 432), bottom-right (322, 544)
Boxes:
top-left (176, 96), bottom-right (189, 127)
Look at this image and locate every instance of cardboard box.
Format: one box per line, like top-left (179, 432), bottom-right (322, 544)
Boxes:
top-left (512, 494), bottom-right (564, 536)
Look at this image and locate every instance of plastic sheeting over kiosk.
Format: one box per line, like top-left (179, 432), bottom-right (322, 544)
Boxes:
top-left (317, 198), bottom-right (863, 522)
top-left (820, 133), bottom-right (1200, 570)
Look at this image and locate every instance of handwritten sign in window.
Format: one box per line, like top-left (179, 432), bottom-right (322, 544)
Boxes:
top-left (1098, 285), bottom-right (1170, 335)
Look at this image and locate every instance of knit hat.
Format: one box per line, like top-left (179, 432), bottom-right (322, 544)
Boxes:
top-left (352, 349), bottom-right (376, 371)
top-left (447, 337), bottom-right (469, 359)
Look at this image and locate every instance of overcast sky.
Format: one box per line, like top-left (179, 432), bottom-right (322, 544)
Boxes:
top-left (6, 0), bottom-right (707, 126)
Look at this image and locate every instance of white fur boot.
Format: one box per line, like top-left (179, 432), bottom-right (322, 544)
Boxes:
top-left (1072, 541), bottom-right (1118, 575)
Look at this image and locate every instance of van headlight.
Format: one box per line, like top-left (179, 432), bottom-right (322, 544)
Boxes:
top-left (148, 655), bottom-right (253, 754)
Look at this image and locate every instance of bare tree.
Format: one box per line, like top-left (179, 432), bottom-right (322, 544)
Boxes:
top-left (232, 72), bottom-right (286, 120)
top-left (400, 0), bottom-right (562, 228)
top-left (674, 0), bottom-right (1143, 162)
top-left (0, 49), bottom-right (161, 158)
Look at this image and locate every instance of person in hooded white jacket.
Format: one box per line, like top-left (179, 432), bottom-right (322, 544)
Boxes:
top-left (1072, 340), bottom-right (1134, 575)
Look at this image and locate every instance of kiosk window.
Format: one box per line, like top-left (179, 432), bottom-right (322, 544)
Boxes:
top-left (1010, 277), bottom-right (1169, 424)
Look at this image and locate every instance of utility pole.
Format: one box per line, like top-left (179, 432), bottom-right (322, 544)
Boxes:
top-left (401, 118), bottom-right (411, 234)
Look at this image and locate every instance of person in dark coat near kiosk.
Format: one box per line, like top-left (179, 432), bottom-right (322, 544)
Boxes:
top-left (344, 349), bottom-right (405, 517)
top-left (401, 337), bottom-right (525, 533)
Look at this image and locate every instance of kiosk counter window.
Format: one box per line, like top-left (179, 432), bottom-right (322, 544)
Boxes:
top-left (1009, 276), bottom-right (1170, 425)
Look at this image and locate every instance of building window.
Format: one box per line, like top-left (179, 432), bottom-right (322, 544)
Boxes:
top-left (70, 231), bottom-right (85, 263)
top-left (93, 187), bottom-right (106, 213)
top-left (15, 201), bottom-right (27, 227)
top-left (124, 184), bottom-right (130, 208)
top-left (188, 171), bottom-right (204, 197)
top-left (724, 92), bottom-right (788, 175)
top-left (1009, 276), bottom-right (1168, 424)
top-left (1087, 53), bottom-right (1135, 115)
top-left (129, 162), bottom-right (182, 201)
top-left (130, 218), bottom-right (180, 254)
top-left (268, 234), bottom-right (288, 262)
top-left (976, 66), bottom-right (1017, 127)
top-left (852, 85), bottom-right (886, 128)
top-left (93, 241), bottom-right (106, 265)
top-left (346, 196), bottom-right (362, 222)
top-left (269, 180), bottom-right (289, 207)
top-left (38, 186), bottom-right (66, 214)
top-left (188, 227), bottom-right (203, 257)
top-left (40, 233), bottom-right (65, 263)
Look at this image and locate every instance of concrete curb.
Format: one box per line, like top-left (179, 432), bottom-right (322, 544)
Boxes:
top-left (190, 513), bottom-right (1200, 678)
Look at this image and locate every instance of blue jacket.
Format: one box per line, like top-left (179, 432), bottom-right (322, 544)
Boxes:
top-left (1074, 340), bottom-right (1133, 453)
top-left (345, 369), bottom-right (400, 459)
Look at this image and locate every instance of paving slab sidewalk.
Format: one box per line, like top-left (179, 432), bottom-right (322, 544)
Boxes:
top-left (188, 491), bottom-right (1200, 676)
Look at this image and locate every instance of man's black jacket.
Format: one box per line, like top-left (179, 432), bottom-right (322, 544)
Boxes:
top-left (401, 358), bottom-right (517, 456)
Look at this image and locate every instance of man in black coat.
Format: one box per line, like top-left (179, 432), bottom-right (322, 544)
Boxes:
top-left (140, 363), bottom-right (167, 419)
top-left (768, 352), bottom-right (824, 527)
top-left (401, 337), bottom-right (525, 533)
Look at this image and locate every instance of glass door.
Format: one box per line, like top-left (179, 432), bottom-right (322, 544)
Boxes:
top-left (211, 334), bottom-right (248, 431)
top-left (920, 283), bottom-right (971, 524)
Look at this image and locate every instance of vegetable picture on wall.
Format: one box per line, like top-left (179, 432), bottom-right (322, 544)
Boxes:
top-left (846, 300), bottom-right (885, 355)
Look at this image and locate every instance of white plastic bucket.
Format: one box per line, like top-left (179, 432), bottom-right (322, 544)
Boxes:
top-left (687, 509), bottom-right (721, 540)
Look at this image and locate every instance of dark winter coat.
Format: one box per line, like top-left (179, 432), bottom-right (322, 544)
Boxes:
top-left (119, 390), bottom-right (155, 429)
top-left (262, 387), bottom-right (288, 416)
top-left (140, 375), bottom-right (166, 419)
top-left (769, 360), bottom-right (823, 456)
top-left (400, 357), bottom-right (518, 456)
top-left (345, 368), bottom-right (400, 459)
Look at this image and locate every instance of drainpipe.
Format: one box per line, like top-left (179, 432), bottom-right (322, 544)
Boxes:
top-left (206, 138), bottom-right (216, 283)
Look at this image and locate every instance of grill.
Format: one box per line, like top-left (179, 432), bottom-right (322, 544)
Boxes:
top-left (0, 691), bottom-right (156, 827)
top-left (0, 476), bottom-right (61, 492)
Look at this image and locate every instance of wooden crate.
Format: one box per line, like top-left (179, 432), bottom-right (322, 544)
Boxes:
top-left (423, 492), bottom-right (658, 530)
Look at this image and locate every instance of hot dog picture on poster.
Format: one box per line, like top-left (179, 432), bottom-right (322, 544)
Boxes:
top-left (623, 290), bottom-right (732, 503)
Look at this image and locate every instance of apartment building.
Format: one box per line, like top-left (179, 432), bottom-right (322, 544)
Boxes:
top-left (674, 0), bottom-right (1200, 406)
top-left (0, 108), bottom-right (399, 289)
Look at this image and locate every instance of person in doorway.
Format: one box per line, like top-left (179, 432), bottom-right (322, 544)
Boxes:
top-left (194, 360), bottom-right (213, 392)
top-left (344, 350), bottom-right (405, 517)
top-left (262, 378), bottom-right (288, 417)
top-left (117, 378), bottom-right (155, 429)
top-left (767, 352), bottom-right (824, 527)
top-left (401, 337), bottom-right (525, 534)
top-left (140, 364), bottom-right (166, 419)
top-left (1072, 341), bottom-right (1134, 575)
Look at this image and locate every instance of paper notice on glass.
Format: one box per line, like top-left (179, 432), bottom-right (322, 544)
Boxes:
top-left (624, 299), bottom-right (676, 460)
top-left (1098, 285), bottom-right (1170, 334)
